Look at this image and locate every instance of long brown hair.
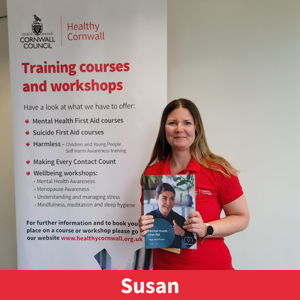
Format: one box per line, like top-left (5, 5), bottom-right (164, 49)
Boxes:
top-left (141, 98), bottom-right (238, 184)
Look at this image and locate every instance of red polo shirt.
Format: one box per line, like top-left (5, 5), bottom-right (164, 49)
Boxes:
top-left (140, 154), bottom-right (243, 270)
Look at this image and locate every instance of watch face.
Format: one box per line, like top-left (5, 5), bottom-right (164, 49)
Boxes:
top-left (207, 225), bottom-right (214, 235)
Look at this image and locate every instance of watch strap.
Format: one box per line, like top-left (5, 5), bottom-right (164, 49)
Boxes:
top-left (200, 223), bottom-right (213, 244)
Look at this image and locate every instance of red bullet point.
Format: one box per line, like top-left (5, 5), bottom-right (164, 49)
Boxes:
top-left (26, 160), bottom-right (30, 164)
top-left (34, 197), bottom-right (36, 198)
top-left (25, 119), bottom-right (29, 124)
top-left (25, 131), bottom-right (29, 135)
top-left (34, 204), bottom-right (36, 206)
top-left (26, 142), bottom-right (30, 147)
top-left (26, 172), bottom-right (30, 176)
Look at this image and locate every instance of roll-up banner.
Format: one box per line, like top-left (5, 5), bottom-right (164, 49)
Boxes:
top-left (7, 0), bottom-right (167, 270)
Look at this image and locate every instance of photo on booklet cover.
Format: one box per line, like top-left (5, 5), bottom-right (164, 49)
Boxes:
top-left (143, 175), bottom-right (197, 250)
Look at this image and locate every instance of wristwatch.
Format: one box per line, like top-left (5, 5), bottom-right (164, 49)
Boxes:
top-left (200, 223), bottom-right (214, 244)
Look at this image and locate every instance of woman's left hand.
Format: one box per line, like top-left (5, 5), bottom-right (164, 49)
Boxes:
top-left (183, 211), bottom-right (205, 238)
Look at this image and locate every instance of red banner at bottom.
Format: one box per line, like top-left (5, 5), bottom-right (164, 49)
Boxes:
top-left (1, 270), bottom-right (298, 299)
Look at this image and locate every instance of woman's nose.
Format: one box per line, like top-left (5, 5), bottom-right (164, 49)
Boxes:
top-left (175, 123), bottom-right (184, 132)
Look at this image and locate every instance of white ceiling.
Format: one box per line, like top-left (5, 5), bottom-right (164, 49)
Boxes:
top-left (0, 0), bottom-right (7, 18)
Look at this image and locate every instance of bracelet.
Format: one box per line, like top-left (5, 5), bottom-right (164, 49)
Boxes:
top-left (197, 231), bottom-right (206, 243)
top-left (200, 233), bottom-right (208, 244)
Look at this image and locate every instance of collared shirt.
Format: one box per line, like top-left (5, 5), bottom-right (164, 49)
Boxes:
top-left (141, 153), bottom-right (243, 270)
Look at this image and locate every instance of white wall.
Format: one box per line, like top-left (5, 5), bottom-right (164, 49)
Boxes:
top-left (168, 0), bottom-right (300, 269)
top-left (1, 0), bottom-right (300, 269)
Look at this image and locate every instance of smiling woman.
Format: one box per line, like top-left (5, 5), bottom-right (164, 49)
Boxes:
top-left (165, 107), bottom-right (196, 153)
top-left (138, 98), bottom-right (250, 270)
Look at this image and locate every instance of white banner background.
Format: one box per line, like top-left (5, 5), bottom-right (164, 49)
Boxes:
top-left (8, 0), bottom-right (166, 269)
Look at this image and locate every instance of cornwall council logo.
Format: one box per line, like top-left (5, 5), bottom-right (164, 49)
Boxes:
top-left (32, 15), bottom-right (43, 36)
top-left (20, 14), bottom-right (55, 49)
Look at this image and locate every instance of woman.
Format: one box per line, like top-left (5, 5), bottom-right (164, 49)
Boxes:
top-left (146, 182), bottom-right (196, 249)
top-left (138, 98), bottom-right (250, 270)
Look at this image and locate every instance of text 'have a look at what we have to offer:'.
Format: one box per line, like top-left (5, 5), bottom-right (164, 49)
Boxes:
top-left (21, 61), bottom-right (131, 93)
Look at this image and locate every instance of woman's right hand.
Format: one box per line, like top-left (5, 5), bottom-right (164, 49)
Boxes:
top-left (138, 215), bottom-right (154, 237)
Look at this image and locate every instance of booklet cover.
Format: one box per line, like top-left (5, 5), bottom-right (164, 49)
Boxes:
top-left (143, 175), bottom-right (197, 250)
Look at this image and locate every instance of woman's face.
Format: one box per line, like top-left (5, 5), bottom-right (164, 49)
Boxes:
top-left (156, 190), bottom-right (175, 217)
top-left (165, 107), bottom-right (196, 152)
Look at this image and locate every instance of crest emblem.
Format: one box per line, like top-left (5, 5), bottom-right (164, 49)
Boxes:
top-left (32, 15), bottom-right (43, 36)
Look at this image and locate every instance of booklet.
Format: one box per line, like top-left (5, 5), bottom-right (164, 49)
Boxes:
top-left (143, 175), bottom-right (197, 250)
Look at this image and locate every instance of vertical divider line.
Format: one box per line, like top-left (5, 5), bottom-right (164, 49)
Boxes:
top-left (60, 16), bottom-right (63, 46)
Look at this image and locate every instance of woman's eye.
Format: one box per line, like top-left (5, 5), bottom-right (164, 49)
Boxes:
top-left (168, 122), bottom-right (176, 125)
top-left (185, 122), bottom-right (192, 125)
